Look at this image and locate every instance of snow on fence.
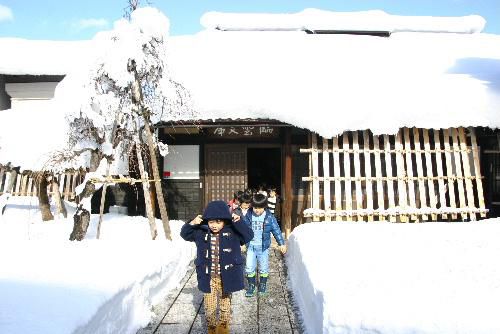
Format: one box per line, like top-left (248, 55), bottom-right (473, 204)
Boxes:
top-left (0, 168), bottom-right (84, 201)
top-left (301, 127), bottom-right (487, 222)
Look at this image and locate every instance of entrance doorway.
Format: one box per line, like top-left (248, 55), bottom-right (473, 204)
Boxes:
top-left (204, 145), bottom-right (282, 206)
top-left (247, 147), bottom-right (282, 195)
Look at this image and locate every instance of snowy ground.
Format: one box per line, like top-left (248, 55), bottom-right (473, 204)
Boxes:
top-left (2, 195), bottom-right (500, 334)
top-left (0, 196), bottom-right (194, 334)
top-left (287, 220), bottom-right (500, 334)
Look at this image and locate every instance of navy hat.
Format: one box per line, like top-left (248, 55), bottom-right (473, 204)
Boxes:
top-left (202, 200), bottom-right (232, 221)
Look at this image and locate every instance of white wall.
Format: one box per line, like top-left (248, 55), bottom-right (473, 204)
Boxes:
top-left (163, 145), bottom-right (200, 179)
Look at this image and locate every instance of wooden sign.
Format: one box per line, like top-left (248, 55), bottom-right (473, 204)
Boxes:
top-left (208, 126), bottom-right (279, 138)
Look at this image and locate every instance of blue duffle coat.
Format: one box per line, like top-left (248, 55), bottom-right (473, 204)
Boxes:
top-left (180, 219), bottom-right (254, 294)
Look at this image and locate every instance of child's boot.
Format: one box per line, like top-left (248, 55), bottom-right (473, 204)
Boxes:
top-left (258, 275), bottom-right (268, 296)
top-left (245, 274), bottom-right (256, 297)
top-left (208, 325), bottom-right (217, 334)
top-left (216, 322), bottom-right (230, 334)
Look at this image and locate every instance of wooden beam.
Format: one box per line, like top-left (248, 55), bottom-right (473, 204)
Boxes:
top-left (395, 130), bottom-right (408, 222)
top-left (469, 127), bottom-right (486, 217)
top-left (14, 173), bottom-right (21, 196)
top-left (433, 129), bottom-right (448, 219)
top-left (373, 135), bottom-right (385, 221)
top-left (20, 173), bottom-right (29, 196)
top-left (353, 131), bottom-right (363, 221)
top-left (404, 128), bottom-right (417, 221)
top-left (413, 128), bottom-right (428, 221)
top-left (322, 138), bottom-right (332, 222)
top-left (363, 131), bottom-right (374, 221)
top-left (283, 128), bottom-right (293, 238)
top-left (458, 127), bottom-right (476, 221)
top-left (451, 128), bottom-right (467, 220)
top-left (443, 129), bottom-right (457, 219)
top-left (384, 134), bottom-right (396, 222)
top-left (423, 129), bottom-right (437, 220)
top-left (332, 136), bottom-right (342, 221)
top-left (311, 133), bottom-right (320, 221)
top-left (27, 177), bottom-right (34, 197)
top-left (343, 133), bottom-right (353, 221)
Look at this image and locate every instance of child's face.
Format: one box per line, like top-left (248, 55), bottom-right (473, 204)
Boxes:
top-left (208, 219), bottom-right (225, 233)
top-left (240, 202), bottom-right (250, 210)
top-left (269, 190), bottom-right (276, 197)
top-left (253, 207), bottom-right (265, 216)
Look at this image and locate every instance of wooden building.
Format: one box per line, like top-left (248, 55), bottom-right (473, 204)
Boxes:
top-left (2, 10), bottom-right (500, 236)
top-left (155, 119), bottom-right (500, 237)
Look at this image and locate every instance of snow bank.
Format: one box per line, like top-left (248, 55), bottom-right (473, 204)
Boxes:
top-left (0, 197), bottom-right (194, 334)
top-left (287, 221), bottom-right (500, 334)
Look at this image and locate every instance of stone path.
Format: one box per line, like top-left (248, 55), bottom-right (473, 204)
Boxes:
top-left (138, 246), bottom-right (303, 334)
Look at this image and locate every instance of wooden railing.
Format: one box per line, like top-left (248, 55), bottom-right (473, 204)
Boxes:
top-left (301, 127), bottom-right (487, 222)
top-left (0, 167), bottom-right (85, 201)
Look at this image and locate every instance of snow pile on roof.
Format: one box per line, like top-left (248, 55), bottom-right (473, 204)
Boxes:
top-left (167, 28), bottom-right (500, 136)
top-left (201, 8), bottom-right (486, 34)
top-left (0, 38), bottom-right (91, 76)
top-left (1, 8), bottom-right (500, 171)
top-left (287, 221), bottom-right (500, 334)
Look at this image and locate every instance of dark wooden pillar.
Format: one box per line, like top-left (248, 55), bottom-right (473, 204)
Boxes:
top-left (283, 128), bottom-right (293, 238)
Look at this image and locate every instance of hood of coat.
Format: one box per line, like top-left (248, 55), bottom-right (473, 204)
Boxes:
top-left (202, 200), bottom-right (232, 222)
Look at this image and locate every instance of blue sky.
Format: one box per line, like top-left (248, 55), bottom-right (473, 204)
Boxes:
top-left (0, 0), bottom-right (499, 40)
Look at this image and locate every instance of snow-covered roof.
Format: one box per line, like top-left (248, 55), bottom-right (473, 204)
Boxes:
top-left (1, 8), bottom-right (500, 170)
top-left (201, 9), bottom-right (486, 34)
top-left (167, 28), bottom-right (500, 137)
top-left (0, 38), bottom-right (91, 76)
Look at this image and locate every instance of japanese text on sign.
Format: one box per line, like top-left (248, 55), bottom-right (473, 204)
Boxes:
top-left (210, 126), bottom-right (278, 138)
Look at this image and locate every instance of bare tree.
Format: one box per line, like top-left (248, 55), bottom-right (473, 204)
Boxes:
top-left (129, 59), bottom-right (171, 240)
top-left (51, 175), bottom-right (67, 218)
top-left (37, 172), bottom-right (54, 221)
top-left (55, 6), bottom-right (195, 240)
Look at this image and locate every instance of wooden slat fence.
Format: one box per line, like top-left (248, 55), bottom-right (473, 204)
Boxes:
top-left (301, 127), bottom-right (487, 222)
top-left (0, 169), bottom-right (84, 201)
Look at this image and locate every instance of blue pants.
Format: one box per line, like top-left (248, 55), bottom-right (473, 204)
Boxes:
top-left (245, 244), bottom-right (269, 276)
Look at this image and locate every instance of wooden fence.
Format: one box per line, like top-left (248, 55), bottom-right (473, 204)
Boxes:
top-left (0, 168), bottom-right (85, 201)
top-left (301, 127), bottom-right (487, 222)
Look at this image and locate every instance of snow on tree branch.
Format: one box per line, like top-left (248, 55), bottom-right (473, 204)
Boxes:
top-left (51, 6), bottom-right (197, 174)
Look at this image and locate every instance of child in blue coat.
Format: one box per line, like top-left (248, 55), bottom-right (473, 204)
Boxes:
top-left (180, 200), bottom-right (253, 334)
top-left (243, 193), bottom-right (287, 297)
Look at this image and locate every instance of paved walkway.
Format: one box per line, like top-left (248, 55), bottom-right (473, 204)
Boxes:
top-left (138, 246), bottom-right (303, 334)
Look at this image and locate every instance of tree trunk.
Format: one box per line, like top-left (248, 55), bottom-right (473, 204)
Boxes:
top-left (143, 121), bottom-right (172, 240)
top-left (69, 179), bottom-right (96, 240)
top-left (69, 205), bottom-right (90, 241)
top-left (51, 176), bottom-right (67, 218)
top-left (135, 138), bottom-right (157, 240)
top-left (38, 173), bottom-right (54, 221)
top-left (96, 161), bottom-right (111, 239)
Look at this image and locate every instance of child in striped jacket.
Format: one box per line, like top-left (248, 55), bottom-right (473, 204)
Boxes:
top-left (180, 200), bottom-right (253, 334)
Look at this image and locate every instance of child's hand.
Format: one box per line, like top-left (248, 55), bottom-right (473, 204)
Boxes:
top-left (241, 245), bottom-right (247, 253)
top-left (189, 215), bottom-right (203, 225)
top-left (232, 213), bottom-right (240, 222)
top-left (279, 245), bottom-right (287, 255)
